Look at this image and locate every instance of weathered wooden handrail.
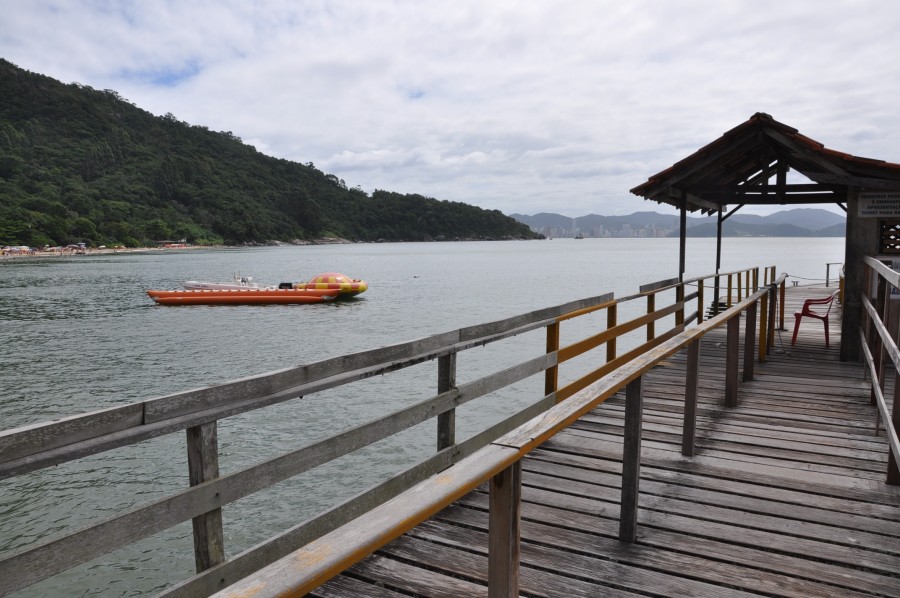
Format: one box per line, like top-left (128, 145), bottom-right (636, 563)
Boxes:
top-left (0, 267), bottom-right (781, 597)
top-left (0, 293), bottom-right (619, 479)
top-left (216, 275), bottom-right (787, 598)
top-left (859, 256), bottom-right (900, 485)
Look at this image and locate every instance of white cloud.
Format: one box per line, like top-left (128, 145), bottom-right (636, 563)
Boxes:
top-left (2, 0), bottom-right (899, 217)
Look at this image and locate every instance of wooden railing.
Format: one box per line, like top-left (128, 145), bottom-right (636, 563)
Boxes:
top-left (859, 256), bottom-right (900, 486)
top-left (218, 273), bottom-right (788, 597)
top-left (0, 266), bottom-right (777, 598)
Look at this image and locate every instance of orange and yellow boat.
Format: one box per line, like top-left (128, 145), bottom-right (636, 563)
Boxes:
top-left (148, 272), bottom-right (368, 305)
top-left (292, 272), bottom-right (368, 296)
top-left (147, 287), bottom-right (338, 306)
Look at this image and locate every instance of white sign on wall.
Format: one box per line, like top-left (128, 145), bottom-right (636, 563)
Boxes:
top-left (859, 192), bottom-right (900, 217)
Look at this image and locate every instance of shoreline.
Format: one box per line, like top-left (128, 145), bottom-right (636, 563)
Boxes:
top-left (0, 245), bottom-right (211, 260)
top-left (0, 236), bottom-right (545, 261)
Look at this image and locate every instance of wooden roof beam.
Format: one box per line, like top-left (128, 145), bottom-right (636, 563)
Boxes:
top-left (809, 172), bottom-right (900, 190)
top-left (727, 192), bottom-right (839, 204)
top-left (660, 188), bottom-right (721, 212)
top-left (687, 183), bottom-right (833, 195)
top-left (637, 132), bottom-right (763, 196)
top-left (762, 128), bottom-right (851, 177)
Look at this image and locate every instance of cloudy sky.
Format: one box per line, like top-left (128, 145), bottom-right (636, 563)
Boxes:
top-left (2, 1), bottom-right (898, 217)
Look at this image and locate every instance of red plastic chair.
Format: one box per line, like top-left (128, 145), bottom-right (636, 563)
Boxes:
top-left (790, 291), bottom-right (840, 348)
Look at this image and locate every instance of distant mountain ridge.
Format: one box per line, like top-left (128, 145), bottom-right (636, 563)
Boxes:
top-left (510, 208), bottom-right (846, 238)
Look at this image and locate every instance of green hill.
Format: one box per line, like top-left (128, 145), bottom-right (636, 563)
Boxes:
top-left (0, 59), bottom-right (539, 247)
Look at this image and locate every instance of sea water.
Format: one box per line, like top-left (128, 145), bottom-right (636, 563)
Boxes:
top-left (0, 237), bottom-right (845, 596)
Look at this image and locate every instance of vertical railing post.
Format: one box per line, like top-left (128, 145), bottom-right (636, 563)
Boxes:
top-left (727, 274), bottom-right (733, 307)
top-left (607, 304), bottom-right (617, 363)
top-left (767, 283), bottom-right (777, 352)
top-left (864, 265), bottom-right (874, 367)
top-left (737, 272), bottom-right (743, 302)
top-left (682, 340), bottom-right (701, 457)
top-left (743, 301), bottom-right (757, 382)
top-left (437, 353), bottom-right (457, 450)
top-left (713, 274), bottom-right (721, 317)
top-left (675, 283), bottom-right (685, 327)
top-left (489, 461), bottom-right (521, 598)
top-left (753, 268), bottom-right (759, 292)
top-left (697, 279), bottom-right (704, 324)
top-left (544, 323), bottom-right (560, 397)
top-left (619, 376), bottom-right (643, 543)
top-left (646, 293), bottom-right (655, 341)
top-left (758, 292), bottom-right (769, 363)
top-left (889, 372), bottom-right (900, 485)
top-left (186, 422), bottom-right (225, 573)
top-left (779, 278), bottom-right (786, 330)
top-left (725, 315), bottom-right (740, 408)
top-left (871, 277), bottom-right (887, 407)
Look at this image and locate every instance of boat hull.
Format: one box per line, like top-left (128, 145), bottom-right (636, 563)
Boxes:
top-left (147, 288), bottom-right (338, 305)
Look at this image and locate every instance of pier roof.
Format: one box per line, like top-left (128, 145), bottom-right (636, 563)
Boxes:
top-left (630, 112), bottom-right (900, 214)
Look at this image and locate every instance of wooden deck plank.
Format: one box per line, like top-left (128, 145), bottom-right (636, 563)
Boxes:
top-left (427, 504), bottom-right (896, 598)
top-left (315, 284), bottom-right (900, 597)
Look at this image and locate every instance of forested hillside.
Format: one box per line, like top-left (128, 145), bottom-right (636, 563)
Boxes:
top-left (0, 59), bottom-right (539, 247)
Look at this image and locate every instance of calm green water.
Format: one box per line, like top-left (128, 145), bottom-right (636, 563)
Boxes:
top-left (0, 238), bottom-right (844, 596)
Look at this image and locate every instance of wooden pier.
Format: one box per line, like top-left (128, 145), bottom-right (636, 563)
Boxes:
top-left (3, 268), bottom-right (898, 598)
top-left (310, 285), bottom-right (900, 598)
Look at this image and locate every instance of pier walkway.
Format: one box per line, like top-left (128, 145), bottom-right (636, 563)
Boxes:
top-left (311, 285), bottom-right (900, 597)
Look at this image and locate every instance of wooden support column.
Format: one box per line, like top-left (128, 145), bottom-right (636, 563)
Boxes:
top-left (619, 376), bottom-right (643, 543)
top-left (186, 422), bottom-right (225, 572)
top-left (682, 340), bottom-right (701, 457)
top-left (679, 202), bottom-right (687, 282)
top-left (437, 353), bottom-right (457, 450)
top-left (743, 301), bottom-right (757, 382)
top-left (646, 294), bottom-right (655, 341)
top-left (842, 187), bottom-right (878, 362)
top-left (489, 461), bottom-right (521, 598)
top-left (713, 208), bottom-right (723, 316)
top-left (607, 305), bottom-right (617, 363)
top-left (725, 315), bottom-right (740, 408)
top-left (675, 284), bottom-right (685, 327)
